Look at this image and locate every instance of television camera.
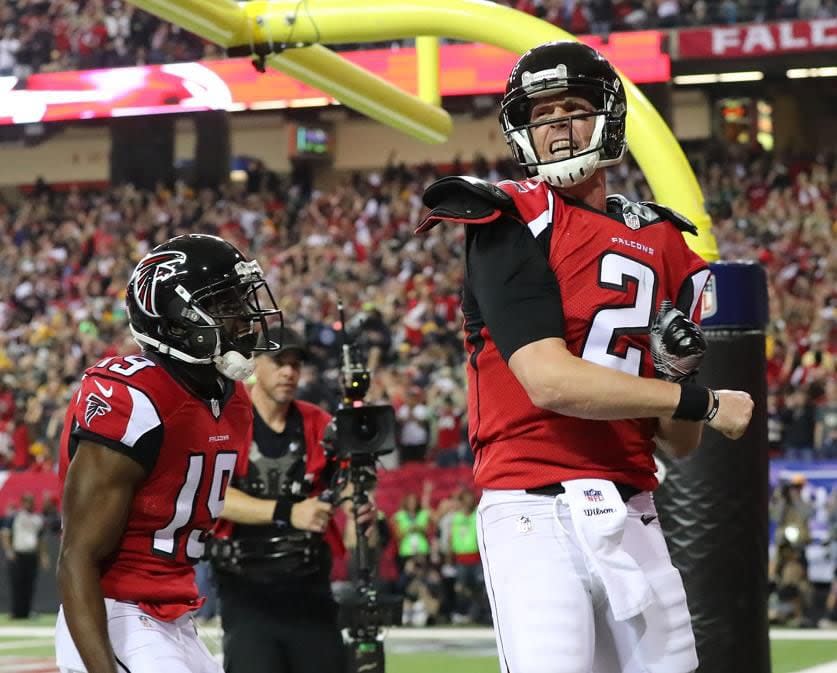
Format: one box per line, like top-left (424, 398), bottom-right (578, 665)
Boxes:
top-left (320, 301), bottom-right (401, 673)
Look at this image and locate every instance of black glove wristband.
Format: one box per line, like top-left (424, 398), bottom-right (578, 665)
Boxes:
top-left (272, 497), bottom-right (293, 525)
top-left (673, 382), bottom-right (712, 421)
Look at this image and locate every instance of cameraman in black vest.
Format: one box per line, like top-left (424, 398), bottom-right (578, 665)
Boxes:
top-left (213, 325), bottom-right (362, 673)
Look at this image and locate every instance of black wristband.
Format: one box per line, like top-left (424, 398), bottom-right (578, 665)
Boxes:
top-left (673, 383), bottom-right (711, 421)
top-left (704, 389), bottom-right (720, 422)
top-left (272, 497), bottom-right (293, 525)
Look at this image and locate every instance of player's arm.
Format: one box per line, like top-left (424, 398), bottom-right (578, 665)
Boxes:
top-left (57, 440), bottom-right (146, 673)
top-left (467, 218), bottom-right (752, 439)
top-left (510, 338), bottom-right (692, 418)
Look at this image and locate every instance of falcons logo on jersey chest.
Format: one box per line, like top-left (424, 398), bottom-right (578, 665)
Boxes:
top-left (84, 392), bottom-right (112, 425)
top-left (131, 250), bottom-right (187, 317)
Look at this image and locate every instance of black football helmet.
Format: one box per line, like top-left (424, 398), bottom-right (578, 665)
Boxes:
top-left (126, 234), bottom-right (281, 380)
top-left (500, 41), bottom-right (627, 187)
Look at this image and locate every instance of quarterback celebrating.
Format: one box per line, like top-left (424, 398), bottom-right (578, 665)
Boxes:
top-left (417, 42), bottom-right (753, 673)
top-left (55, 235), bottom-right (281, 673)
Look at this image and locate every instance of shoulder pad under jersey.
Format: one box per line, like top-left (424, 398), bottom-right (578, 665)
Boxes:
top-left (416, 176), bottom-right (515, 234)
top-left (639, 201), bottom-right (698, 235)
top-left (606, 194), bottom-right (698, 236)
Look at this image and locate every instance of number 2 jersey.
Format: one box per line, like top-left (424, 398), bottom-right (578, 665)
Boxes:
top-left (462, 179), bottom-right (710, 492)
top-left (58, 353), bottom-right (251, 621)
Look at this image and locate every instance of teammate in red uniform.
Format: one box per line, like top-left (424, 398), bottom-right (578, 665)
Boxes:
top-left (417, 42), bottom-right (754, 673)
top-left (55, 234), bottom-right (281, 673)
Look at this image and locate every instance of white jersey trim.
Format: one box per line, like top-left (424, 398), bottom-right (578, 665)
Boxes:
top-left (688, 268), bottom-right (712, 320)
top-left (526, 188), bottom-right (554, 239)
top-left (120, 386), bottom-right (162, 448)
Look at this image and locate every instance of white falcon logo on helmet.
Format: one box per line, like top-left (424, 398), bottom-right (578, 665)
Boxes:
top-left (131, 251), bottom-right (187, 317)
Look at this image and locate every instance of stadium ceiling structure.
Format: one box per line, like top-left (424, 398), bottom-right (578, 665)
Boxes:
top-left (128, 0), bottom-right (719, 259)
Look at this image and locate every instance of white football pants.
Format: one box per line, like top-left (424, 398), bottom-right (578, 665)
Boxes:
top-left (477, 489), bottom-right (698, 673)
top-left (56, 599), bottom-right (220, 673)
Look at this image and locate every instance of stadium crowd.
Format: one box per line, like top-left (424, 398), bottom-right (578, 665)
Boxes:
top-left (0, 147), bottom-right (833, 473)
top-left (2, 0), bottom-right (837, 76)
top-left (0, 144), bottom-right (834, 623)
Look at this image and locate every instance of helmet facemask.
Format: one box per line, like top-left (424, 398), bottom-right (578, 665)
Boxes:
top-left (186, 261), bottom-right (281, 359)
top-left (500, 75), bottom-right (626, 188)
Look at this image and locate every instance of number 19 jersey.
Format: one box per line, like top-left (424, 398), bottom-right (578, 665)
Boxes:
top-left (463, 179), bottom-right (710, 492)
top-left (59, 354), bottom-right (251, 621)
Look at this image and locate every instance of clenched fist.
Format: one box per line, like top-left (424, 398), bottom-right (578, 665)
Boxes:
top-left (707, 390), bottom-right (754, 440)
top-left (291, 497), bottom-right (333, 533)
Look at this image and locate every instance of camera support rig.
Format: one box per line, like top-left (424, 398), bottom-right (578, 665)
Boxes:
top-left (321, 301), bottom-right (400, 673)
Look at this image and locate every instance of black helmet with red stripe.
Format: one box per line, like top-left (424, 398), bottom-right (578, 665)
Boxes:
top-left (126, 234), bottom-right (281, 380)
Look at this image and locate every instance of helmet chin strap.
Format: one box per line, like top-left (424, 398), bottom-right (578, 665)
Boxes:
top-left (130, 325), bottom-right (254, 381)
top-left (213, 350), bottom-right (255, 381)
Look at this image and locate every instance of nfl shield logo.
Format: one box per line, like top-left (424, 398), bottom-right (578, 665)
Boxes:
top-left (516, 515), bottom-right (533, 534)
top-left (701, 275), bottom-right (718, 319)
top-left (583, 488), bottom-right (604, 502)
top-left (625, 212), bottom-right (641, 230)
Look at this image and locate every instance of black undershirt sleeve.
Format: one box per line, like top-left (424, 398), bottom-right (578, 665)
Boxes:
top-left (70, 424), bottom-right (163, 475)
top-left (675, 277), bottom-right (695, 317)
top-left (466, 216), bottom-right (565, 361)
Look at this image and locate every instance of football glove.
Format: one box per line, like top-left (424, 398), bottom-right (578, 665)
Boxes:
top-left (650, 300), bottom-right (707, 382)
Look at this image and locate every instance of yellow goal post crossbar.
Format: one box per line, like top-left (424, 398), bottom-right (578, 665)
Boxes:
top-left (127, 0), bottom-right (719, 259)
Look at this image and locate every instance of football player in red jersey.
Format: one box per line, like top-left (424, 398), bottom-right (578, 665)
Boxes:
top-left (55, 234), bottom-right (281, 673)
top-left (417, 42), bottom-right (754, 673)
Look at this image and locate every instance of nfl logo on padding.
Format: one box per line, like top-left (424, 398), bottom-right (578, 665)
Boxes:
top-left (583, 488), bottom-right (604, 502)
top-left (584, 488), bottom-right (604, 502)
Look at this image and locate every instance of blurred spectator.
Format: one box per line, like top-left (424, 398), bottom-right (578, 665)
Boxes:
top-left (41, 493), bottom-right (62, 535)
top-left (347, 307), bottom-right (394, 373)
top-left (0, 493), bottom-right (49, 620)
top-left (0, 376), bottom-right (15, 423)
top-left (400, 556), bottom-right (443, 626)
top-left (428, 396), bottom-right (466, 467)
top-left (657, 0), bottom-right (683, 26)
top-left (827, 489), bottom-right (837, 572)
top-left (431, 494), bottom-right (460, 622)
top-left (770, 475), bottom-right (814, 548)
top-left (396, 386), bottom-right (432, 463)
top-left (0, 25), bottom-right (20, 76)
top-left (767, 391), bottom-right (785, 457)
top-left (449, 489), bottom-right (486, 624)
top-left (590, 0), bottom-right (615, 33)
top-left (815, 378), bottom-right (837, 458)
top-left (781, 387), bottom-right (818, 460)
top-left (768, 541), bottom-right (812, 627)
top-left (392, 484), bottom-right (433, 574)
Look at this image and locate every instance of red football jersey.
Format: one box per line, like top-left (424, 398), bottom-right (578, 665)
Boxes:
top-left (466, 179), bottom-right (710, 491)
top-left (59, 354), bottom-right (251, 620)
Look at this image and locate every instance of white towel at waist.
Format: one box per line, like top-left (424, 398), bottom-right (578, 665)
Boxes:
top-left (561, 479), bottom-right (653, 621)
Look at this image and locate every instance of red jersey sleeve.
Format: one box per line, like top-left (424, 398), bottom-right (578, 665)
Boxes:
top-left (70, 374), bottom-right (164, 473)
